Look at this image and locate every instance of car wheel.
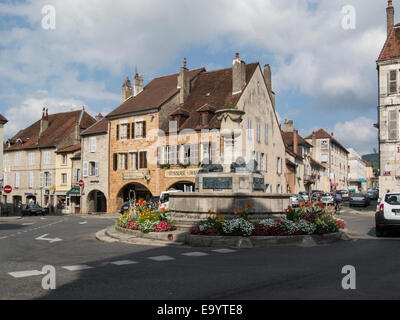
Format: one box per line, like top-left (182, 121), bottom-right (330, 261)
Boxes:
top-left (376, 226), bottom-right (384, 237)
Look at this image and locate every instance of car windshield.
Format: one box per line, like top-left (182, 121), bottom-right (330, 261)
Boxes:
top-left (160, 194), bottom-right (169, 203)
top-left (322, 193), bottom-right (331, 197)
top-left (353, 194), bottom-right (365, 197)
top-left (385, 194), bottom-right (400, 205)
top-left (340, 190), bottom-right (348, 193)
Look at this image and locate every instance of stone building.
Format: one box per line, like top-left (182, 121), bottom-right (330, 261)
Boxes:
top-left (106, 54), bottom-right (287, 213)
top-left (282, 120), bottom-right (326, 194)
top-left (305, 129), bottom-right (349, 192)
top-left (3, 109), bottom-right (95, 213)
top-left (0, 113), bottom-right (8, 214)
top-left (377, 1), bottom-right (400, 196)
top-left (347, 148), bottom-right (367, 193)
top-left (80, 116), bottom-right (109, 214)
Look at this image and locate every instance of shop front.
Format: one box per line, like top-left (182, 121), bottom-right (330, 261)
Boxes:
top-left (66, 187), bottom-right (81, 214)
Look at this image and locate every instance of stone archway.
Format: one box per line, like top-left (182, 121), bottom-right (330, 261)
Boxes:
top-left (87, 190), bottom-right (107, 213)
top-left (117, 182), bottom-right (153, 208)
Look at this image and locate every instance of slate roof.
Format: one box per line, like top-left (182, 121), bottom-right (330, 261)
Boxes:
top-left (4, 110), bottom-right (95, 151)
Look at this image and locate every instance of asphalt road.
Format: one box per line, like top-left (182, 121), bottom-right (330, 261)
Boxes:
top-left (1, 210), bottom-right (400, 300)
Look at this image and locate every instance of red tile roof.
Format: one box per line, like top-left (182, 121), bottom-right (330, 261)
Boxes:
top-left (81, 118), bottom-right (108, 136)
top-left (56, 144), bottom-right (81, 154)
top-left (4, 110), bottom-right (95, 151)
top-left (107, 68), bottom-right (205, 118)
top-left (378, 26), bottom-right (400, 61)
top-left (0, 114), bottom-right (7, 123)
top-left (282, 131), bottom-right (313, 149)
top-left (162, 63), bottom-right (259, 132)
top-left (305, 128), bottom-right (349, 153)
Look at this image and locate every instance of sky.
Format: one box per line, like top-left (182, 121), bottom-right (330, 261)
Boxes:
top-left (0, 0), bottom-right (389, 155)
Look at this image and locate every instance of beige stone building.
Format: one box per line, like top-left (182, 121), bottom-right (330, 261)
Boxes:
top-left (0, 113), bottom-right (8, 214)
top-left (305, 129), bottom-right (349, 192)
top-left (80, 116), bottom-right (109, 213)
top-left (3, 109), bottom-right (95, 213)
top-left (106, 54), bottom-right (287, 213)
top-left (377, 1), bottom-right (400, 196)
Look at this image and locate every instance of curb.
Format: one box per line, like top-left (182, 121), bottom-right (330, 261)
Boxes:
top-left (0, 216), bottom-right (22, 222)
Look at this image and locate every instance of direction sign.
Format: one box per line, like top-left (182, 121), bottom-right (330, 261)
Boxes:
top-left (3, 185), bottom-right (12, 194)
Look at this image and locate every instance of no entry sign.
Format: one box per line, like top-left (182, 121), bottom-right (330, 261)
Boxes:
top-left (78, 180), bottom-right (84, 187)
top-left (3, 185), bottom-right (12, 194)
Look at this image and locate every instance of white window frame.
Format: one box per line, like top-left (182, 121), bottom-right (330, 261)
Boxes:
top-left (265, 124), bottom-right (269, 145)
top-left (61, 173), bottom-right (67, 185)
top-left (135, 121), bottom-right (144, 139)
top-left (119, 153), bottom-right (126, 170)
top-left (14, 172), bottom-right (20, 188)
top-left (83, 162), bottom-right (89, 177)
top-left (28, 172), bottom-right (34, 189)
top-left (256, 122), bottom-right (261, 142)
top-left (44, 151), bottom-right (50, 165)
top-left (14, 153), bottom-right (21, 166)
top-left (28, 152), bottom-right (35, 166)
top-left (247, 119), bottom-right (253, 140)
top-left (89, 137), bottom-right (97, 153)
top-left (62, 154), bottom-right (67, 165)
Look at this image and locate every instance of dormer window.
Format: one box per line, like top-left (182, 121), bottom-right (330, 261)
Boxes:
top-left (200, 113), bottom-right (208, 126)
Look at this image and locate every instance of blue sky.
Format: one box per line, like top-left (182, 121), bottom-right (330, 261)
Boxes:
top-left (0, 0), bottom-right (389, 154)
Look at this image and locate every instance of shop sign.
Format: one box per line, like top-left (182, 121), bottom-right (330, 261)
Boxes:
top-left (165, 169), bottom-right (199, 178)
top-left (123, 172), bottom-right (144, 180)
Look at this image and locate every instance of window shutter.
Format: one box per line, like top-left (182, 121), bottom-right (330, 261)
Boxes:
top-left (389, 70), bottom-right (397, 94)
top-left (135, 152), bottom-right (139, 169)
top-left (190, 144), bottom-right (199, 165)
top-left (127, 123), bottom-right (131, 139)
top-left (83, 161), bottom-right (89, 177)
top-left (39, 172), bottom-right (43, 188)
top-left (48, 172), bottom-right (52, 187)
top-left (211, 142), bottom-right (216, 164)
top-left (116, 124), bottom-right (120, 140)
top-left (144, 152), bottom-right (147, 168)
top-left (157, 147), bottom-right (161, 166)
top-left (131, 123), bottom-right (135, 139)
top-left (125, 153), bottom-right (128, 170)
top-left (95, 161), bottom-right (99, 177)
top-left (389, 110), bottom-right (398, 140)
top-left (113, 154), bottom-right (118, 171)
top-left (143, 121), bottom-right (146, 138)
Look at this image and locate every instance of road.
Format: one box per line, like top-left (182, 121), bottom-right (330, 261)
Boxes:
top-left (1, 207), bottom-right (400, 300)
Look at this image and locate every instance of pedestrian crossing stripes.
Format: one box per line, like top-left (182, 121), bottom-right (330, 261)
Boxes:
top-left (111, 260), bottom-right (138, 266)
top-left (147, 255), bottom-right (175, 261)
top-left (9, 270), bottom-right (44, 278)
top-left (62, 265), bottom-right (94, 271)
top-left (181, 252), bottom-right (209, 257)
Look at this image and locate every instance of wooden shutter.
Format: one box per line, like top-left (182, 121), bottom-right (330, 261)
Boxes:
top-left (113, 154), bottom-right (118, 171)
top-left (127, 123), bottom-right (131, 139)
top-left (95, 162), bottom-right (99, 177)
top-left (131, 123), bottom-right (135, 139)
top-left (389, 110), bottom-right (398, 140)
top-left (135, 152), bottom-right (139, 169)
top-left (116, 124), bottom-right (120, 140)
top-left (125, 153), bottom-right (128, 170)
top-left (143, 121), bottom-right (146, 138)
top-left (144, 152), bottom-right (147, 168)
top-left (389, 70), bottom-right (397, 94)
top-left (39, 172), bottom-right (43, 188)
top-left (83, 161), bottom-right (88, 177)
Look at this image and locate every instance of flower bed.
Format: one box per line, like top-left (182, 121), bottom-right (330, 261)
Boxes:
top-left (118, 199), bottom-right (176, 233)
top-left (189, 202), bottom-right (345, 237)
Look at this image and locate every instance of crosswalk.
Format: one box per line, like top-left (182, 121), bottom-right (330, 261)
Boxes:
top-left (7, 249), bottom-right (237, 279)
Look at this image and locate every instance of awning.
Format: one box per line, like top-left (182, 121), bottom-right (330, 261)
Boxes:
top-left (66, 187), bottom-right (81, 197)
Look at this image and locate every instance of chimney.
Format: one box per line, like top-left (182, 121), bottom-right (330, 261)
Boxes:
top-left (232, 53), bottom-right (246, 95)
top-left (39, 107), bottom-right (49, 136)
top-left (133, 73), bottom-right (144, 97)
top-left (293, 130), bottom-right (299, 155)
top-left (95, 113), bottom-right (103, 122)
top-left (311, 132), bottom-right (316, 159)
top-left (283, 119), bottom-right (294, 133)
top-left (387, 0), bottom-right (394, 38)
top-left (177, 58), bottom-right (190, 104)
top-left (122, 76), bottom-right (133, 102)
top-left (264, 64), bottom-right (275, 109)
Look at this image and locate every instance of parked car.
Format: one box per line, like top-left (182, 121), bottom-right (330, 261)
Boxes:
top-left (321, 192), bottom-right (335, 206)
top-left (367, 189), bottom-right (379, 200)
top-left (148, 196), bottom-right (160, 209)
top-left (349, 193), bottom-right (370, 207)
top-left (375, 192), bottom-right (400, 237)
top-left (299, 192), bottom-right (310, 202)
top-left (119, 201), bottom-right (131, 214)
top-left (22, 204), bottom-right (45, 216)
top-left (159, 189), bottom-right (183, 210)
top-left (339, 189), bottom-right (350, 201)
top-left (290, 194), bottom-right (305, 207)
top-left (311, 191), bottom-right (324, 202)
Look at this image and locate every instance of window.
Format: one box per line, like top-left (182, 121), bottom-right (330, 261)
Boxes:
top-left (265, 124), bottom-right (269, 145)
top-left (163, 146), bottom-right (170, 164)
top-left (130, 152), bottom-right (138, 170)
top-left (3, 173), bottom-right (7, 186)
top-left (201, 113), bottom-right (208, 126)
top-left (183, 145), bottom-right (191, 164)
top-left (256, 122), bottom-right (261, 142)
top-left (260, 153), bottom-right (265, 171)
top-left (119, 154), bottom-right (127, 170)
top-left (75, 168), bottom-right (81, 183)
top-left (247, 119), bottom-right (253, 140)
top-left (4, 154), bottom-right (8, 167)
top-left (14, 172), bottom-right (20, 188)
top-left (276, 184), bottom-right (281, 193)
top-left (89, 162), bottom-right (97, 176)
top-left (389, 70), bottom-right (397, 94)
top-left (89, 137), bottom-right (97, 153)
top-left (44, 172), bottom-right (52, 187)
top-left (139, 151), bottom-right (147, 169)
top-left (29, 153), bottom-right (35, 166)
top-left (62, 154), bottom-right (67, 165)
top-left (277, 157), bottom-right (282, 174)
top-left (120, 124), bottom-right (128, 140)
top-left (321, 154), bottom-right (328, 163)
top-left (61, 173), bottom-right (67, 185)
top-left (44, 151), bottom-right (50, 165)
top-left (135, 121), bottom-right (146, 139)
top-left (14, 153), bottom-right (21, 166)
top-left (28, 172), bottom-right (34, 188)
top-left (201, 142), bottom-right (211, 164)
top-left (389, 110), bottom-right (398, 140)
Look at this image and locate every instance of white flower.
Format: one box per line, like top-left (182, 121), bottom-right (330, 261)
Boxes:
top-left (222, 218), bottom-right (254, 237)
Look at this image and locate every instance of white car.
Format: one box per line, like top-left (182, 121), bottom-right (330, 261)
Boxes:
top-left (321, 192), bottom-right (334, 206)
top-left (375, 192), bottom-right (400, 237)
top-left (299, 192), bottom-right (310, 202)
top-left (159, 189), bottom-right (183, 210)
top-left (290, 194), bottom-right (305, 208)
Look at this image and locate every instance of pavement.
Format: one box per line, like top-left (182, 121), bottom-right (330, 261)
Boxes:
top-left (1, 205), bottom-right (400, 300)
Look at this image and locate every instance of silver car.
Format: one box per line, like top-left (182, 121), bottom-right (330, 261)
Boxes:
top-left (349, 193), bottom-right (370, 207)
top-left (299, 192), bottom-right (310, 202)
top-left (321, 193), bottom-right (334, 206)
top-left (290, 194), bottom-right (305, 208)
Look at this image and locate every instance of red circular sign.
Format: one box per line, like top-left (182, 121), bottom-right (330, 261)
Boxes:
top-left (78, 180), bottom-right (84, 187)
top-left (3, 185), bottom-right (12, 194)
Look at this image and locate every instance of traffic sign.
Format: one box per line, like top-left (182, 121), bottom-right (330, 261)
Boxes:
top-left (78, 180), bottom-right (84, 187)
top-left (3, 185), bottom-right (12, 194)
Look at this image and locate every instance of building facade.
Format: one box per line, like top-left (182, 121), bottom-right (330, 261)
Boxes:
top-left (347, 148), bottom-right (367, 193)
top-left (80, 117), bottom-right (109, 214)
top-left (0, 113), bottom-right (8, 214)
top-left (3, 109), bottom-right (95, 214)
top-left (106, 55), bottom-right (287, 213)
top-left (306, 129), bottom-right (349, 192)
top-left (377, 1), bottom-right (400, 196)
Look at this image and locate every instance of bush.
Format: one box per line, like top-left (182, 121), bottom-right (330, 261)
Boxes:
top-left (222, 218), bottom-right (254, 237)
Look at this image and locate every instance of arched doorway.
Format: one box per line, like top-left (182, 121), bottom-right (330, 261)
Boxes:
top-left (168, 181), bottom-right (195, 192)
top-left (87, 190), bottom-right (107, 213)
top-left (117, 183), bottom-right (152, 206)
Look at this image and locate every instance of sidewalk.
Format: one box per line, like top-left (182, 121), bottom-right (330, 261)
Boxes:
top-left (0, 216), bottom-right (22, 222)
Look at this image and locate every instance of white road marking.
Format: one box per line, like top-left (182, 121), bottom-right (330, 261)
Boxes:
top-left (111, 260), bottom-right (138, 266)
top-left (35, 234), bottom-right (62, 243)
top-left (40, 218), bottom-right (46, 220)
top-left (9, 270), bottom-right (44, 278)
top-left (147, 255), bottom-right (175, 262)
top-left (62, 265), bottom-right (94, 271)
top-left (182, 252), bottom-right (209, 257)
top-left (79, 221), bottom-right (87, 225)
top-left (212, 249), bottom-right (237, 253)
top-left (0, 236), bottom-right (8, 240)
top-left (22, 223), bottom-right (35, 226)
